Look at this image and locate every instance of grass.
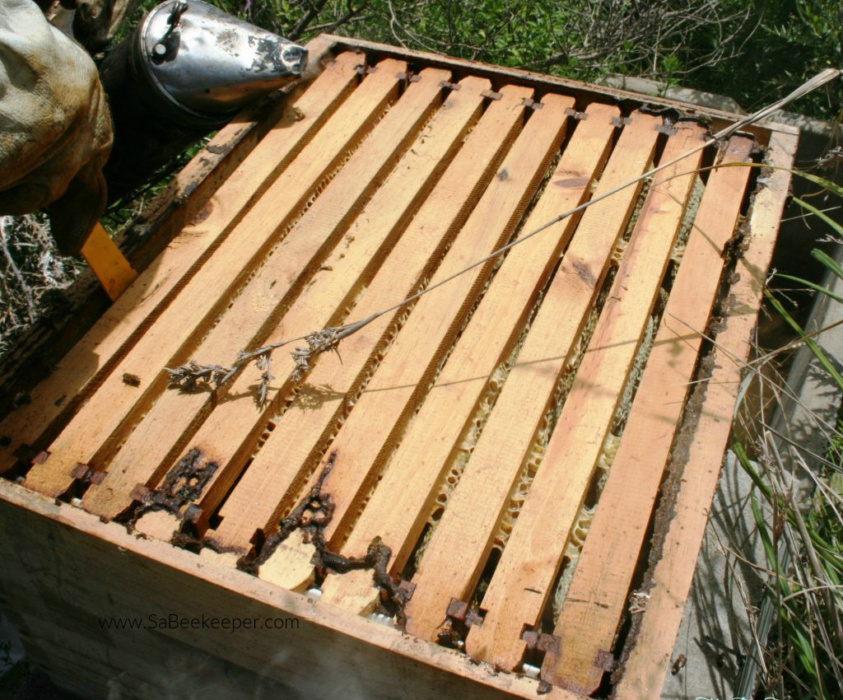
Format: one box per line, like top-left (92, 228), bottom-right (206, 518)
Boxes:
top-left (731, 171), bottom-right (843, 699)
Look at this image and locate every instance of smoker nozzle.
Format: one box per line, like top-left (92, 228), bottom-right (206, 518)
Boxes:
top-left (99, 0), bottom-right (308, 200)
top-left (133, 0), bottom-right (307, 129)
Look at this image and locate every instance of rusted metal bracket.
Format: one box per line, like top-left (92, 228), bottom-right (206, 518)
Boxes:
top-left (130, 483), bottom-right (151, 503)
top-left (70, 463), bottom-right (106, 486)
top-left (612, 116), bottom-right (633, 127)
top-left (565, 107), bottom-right (588, 120)
top-left (446, 598), bottom-right (484, 627)
top-left (355, 64), bottom-right (377, 75)
top-left (521, 628), bottom-right (560, 655)
top-left (595, 649), bottom-right (616, 672)
top-left (522, 97), bottom-right (544, 110)
top-left (397, 71), bottom-right (421, 83)
top-left (397, 579), bottom-right (416, 601)
top-left (183, 504), bottom-right (204, 523)
top-left (441, 80), bottom-right (461, 91)
top-left (655, 123), bottom-right (678, 136)
top-left (12, 444), bottom-right (47, 467)
top-left (481, 89), bottom-right (503, 101)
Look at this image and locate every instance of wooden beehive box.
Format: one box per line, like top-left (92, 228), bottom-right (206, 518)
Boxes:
top-left (0, 35), bottom-right (797, 699)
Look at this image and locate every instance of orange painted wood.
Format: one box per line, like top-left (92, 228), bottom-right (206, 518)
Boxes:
top-left (81, 65), bottom-right (449, 520)
top-left (23, 58), bottom-right (406, 498)
top-left (208, 84), bottom-right (533, 552)
top-left (126, 73), bottom-right (489, 534)
top-left (0, 52), bottom-right (359, 475)
top-left (80, 223), bottom-right (137, 301)
top-left (541, 135), bottom-right (753, 694)
top-left (613, 131), bottom-right (796, 698)
top-left (319, 102), bottom-right (625, 613)
top-left (405, 118), bottom-right (700, 644)
top-left (255, 93), bottom-right (574, 590)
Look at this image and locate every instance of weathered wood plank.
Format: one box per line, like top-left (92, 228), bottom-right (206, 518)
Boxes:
top-left (0, 39), bottom-right (344, 417)
top-left (254, 93), bottom-right (573, 590)
top-left (0, 52), bottom-right (360, 474)
top-left (81, 65), bottom-right (449, 520)
top-left (319, 101), bottom-right (624, 613)
top-left (208, 84), bottom-right (533, 552)
top-left (127, 73), bottom-right (488, 538)
top-left (0, 480), bottom-right (580, 700)
top-left (613, 131), bottom-right (796, 698)
top-left (540, 135), bottom-right (753, 694)
top-left (317, 34), bottom-right (789, 145)
top-left (457, 123), bottom-right (705, 671)
top-left (405, 117), bottom-right (695, 644)
top-left (23, 58), bottom-right (407, 497)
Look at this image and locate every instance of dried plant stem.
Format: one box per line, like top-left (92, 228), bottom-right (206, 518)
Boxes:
top-left (165, 68), bottom-right (840, 399)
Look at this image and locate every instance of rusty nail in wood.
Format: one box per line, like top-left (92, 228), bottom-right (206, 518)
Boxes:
top-left (398, 580), bottom-right (416, 600)
top-left (521, 629), bottom-right (539, 648)
top-left (481, 89), bottom-right (502, 101)
top-left (70, 463), bottom-right (91, 480)
top-left (446, 598), bottom-right (469, 622)
top-left (130, 484), bottom-right (151, 503)
top-left (655, 124), bottom-right (678, 135)
top-left (521, 629), bottom-right (559, 652)
top-left (565, 107), bottom-right (588, 120)
top-left (595, 649), bottom-right (615, 672)
top-left (537, 633), bottom-right (560, 654)
top-left (184, 504), bottom-right (204, 523)
top-left (13, 444), bottom-right (41, 465)
top-left (465, 609), bottom-right (484, 628)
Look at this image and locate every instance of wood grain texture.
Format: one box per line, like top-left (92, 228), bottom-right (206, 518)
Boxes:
top-left (0, 480), bottom-right (579, 700)
top-left (81, 65), bottom-right (449, 521)
top-left (406, 117), bottom-right (696, 645)
top-left (0, 52), bottom-right (360, 475)
top-left (319, 102), bottom-right (624, 614)
top-left (208, 84), bottom-right (533, 553)
top-left (23, 58), bottom-right (406, 498)
top-left (457, 123), bottom-right (704, 674)
top-left (540, 135), bottom-right (754, 694)
top-left (254, 93), bottom-right (574, 590)
top-left (0, 38), bottom-right (343, 417)
top-left (0, 35), bottom-right (798, 700)
top-left (160, 74), bottom-right (489, 535)
top-left (614, 130), bottom-right (797, 699)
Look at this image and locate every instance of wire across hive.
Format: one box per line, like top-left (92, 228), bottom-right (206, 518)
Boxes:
top-left (0, 42), bottom-right (797, 697)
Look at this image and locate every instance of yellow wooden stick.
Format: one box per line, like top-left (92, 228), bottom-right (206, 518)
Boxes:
top-left (80, 222), bottom-right (137, 301)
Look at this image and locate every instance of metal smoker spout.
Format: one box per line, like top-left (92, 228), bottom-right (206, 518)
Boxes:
top-left (100, 0), bottom-right (308, 200)
top-left (137, 0), bottom-right (308, 126)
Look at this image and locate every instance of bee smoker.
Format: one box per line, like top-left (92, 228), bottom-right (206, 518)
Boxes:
top-left (99, 0), bottom-right (307, 201)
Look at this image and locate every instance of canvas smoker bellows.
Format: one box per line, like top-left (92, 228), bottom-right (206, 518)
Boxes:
top-left (0, 35), bottom-right (797, 700)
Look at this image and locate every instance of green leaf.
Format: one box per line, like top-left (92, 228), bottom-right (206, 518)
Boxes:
top-left (794, 197), bottom-right (843, 239)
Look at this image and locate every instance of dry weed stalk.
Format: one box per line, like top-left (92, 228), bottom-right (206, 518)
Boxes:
top-left (163, 69), bottom-right (839, 406)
